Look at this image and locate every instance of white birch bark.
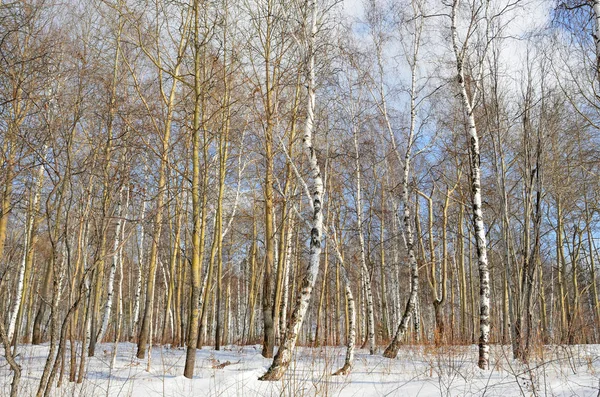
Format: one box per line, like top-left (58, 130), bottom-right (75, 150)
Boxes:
top-left (198, 207), bottom-right (217, 345)
top-left (131, 178), bottom-right (147, 340)
top-left (279, 211), bottom-right (295, 338)
top-left (77, 207), bottom-right (93, 384)
top-left (383, 147), bottom-right (419, 357)
top-left (110, 207), bottom-right (125, 369)
top-left (352, 121), bottom-right (376, 355)
top-left (451, 0), bottom-right (491, 370)
top-left (593, 0), bottom-right (600, 83)
top-left (8, 225), bottom-right (30, 341)
top-left (391, 202), bottom-right (402, 326)
top-left (382, 2), bottom-right (422, 358)
top-left (97, 185), bottom-right (125, 343)
top-left (330, 230), bottom-right (355, 376)
top-left (7, 149), bottom-right (46, 341)
top-left (222, 132), bottom-right (247, 239)
top-left (259, 0), bottom-right (322, 380)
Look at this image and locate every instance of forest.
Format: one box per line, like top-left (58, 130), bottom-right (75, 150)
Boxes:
top-left (2, 0), bottom-right (600, 396)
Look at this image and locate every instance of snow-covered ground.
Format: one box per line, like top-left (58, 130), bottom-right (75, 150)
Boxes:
top-left (2, 342), bottom-right (600, 396)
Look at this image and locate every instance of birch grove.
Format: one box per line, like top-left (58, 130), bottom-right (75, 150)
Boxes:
top-left (5, 0), bottom-right (600, 393)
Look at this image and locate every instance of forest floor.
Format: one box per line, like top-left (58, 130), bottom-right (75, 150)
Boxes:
top-left (1, 342), bottom-right (600, 396)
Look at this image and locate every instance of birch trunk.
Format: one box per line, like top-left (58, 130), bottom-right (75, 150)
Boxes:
top-left (279, 211), bottom-right (295, 338)
top-left (8, 150), bottom-right (45, 341)
top-left (110, 238), bottom-right (124, 369)
top-left (163, 185), bottom-right (183, 344)
top-left (97, 185), bottom-right (125, 343)
top-left (247, 215), bottom-right (259, 343)
top-left (259, 0), bottom-right (280, 358)
top-left (331, 231), bottom-right (356, 376)
top-left (379, 187), bottom-right (390, 341)
top-left (77, 198), bottom-right (94, 383)
top-left (556, 198), bottom-right (568, 341)
top-left (259, 0), bottom-right (322, 380)
top-left (382, 7), bottom-right (421, 357)
top-left (490, 114), bottom-right (516, 349)
top-left (451, 0), bottom-right (491, 369)
top-left (353, 120), bottom-right (376, 354)
top-left (36, 229), bottom-right (67, 396)
top-left (184, 0), bottom-right (210, 377)
top-left (593, 0), bottom-right (600, 83)
top-left (131, 184), bottom-right (146, 340)
top-left (214, 88), bottom-right (230, 351)
top-left (381, 114), bottom-right (419, 359)
top-left (274, 76), bottom-right (301, 343)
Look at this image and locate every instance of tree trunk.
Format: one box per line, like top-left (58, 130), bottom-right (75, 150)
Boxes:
top-left (352, 120), bottom-right (376, 354)
top-left (451, 0), bottom-right (491, 369)
top-left (183, 0), bottom-right (209, 378)
top-left (259, 1), bottom-right (322, 379)
top-left (98, 185), bottom-right (125, 343)
top-left (8, 150), bottom-right (45, 341)
top-left (331, 231), bottom-right (355, 376)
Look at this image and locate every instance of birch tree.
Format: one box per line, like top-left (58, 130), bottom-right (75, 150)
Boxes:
top-left (330, 227), bottom-right (356, 376)
top-left (450, 0), bottom-right (495, 369)
top-left (379, 0), bottom-right (424, 359)
top-left (259, 0), bottom-right (324, 380)
top-left (184, 0), bottom-right (215, 378)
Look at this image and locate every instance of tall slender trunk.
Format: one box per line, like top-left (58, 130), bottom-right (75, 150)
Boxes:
top-left (183, 0), bottom-right (208, 378)
top-left (131, 180), bottom-right (147, 340)
top-left (260, 0), bottom-right (279, 359)
top-left (163, 186), bottom-right (183, 345)
top-left (451, 0), bottom-right (491, 369)
top-left (36, 193), bottom-right (68, 397)
top-left (556, 199), bottom-right (568, 341)
top-left (382, 9), bottom-right (422, 357)
top-left (0, 130), bottom-right (18, 275)
top-left (259, 1), bottom-right (322, 379)
top-left (8, 150), bottom-right (45, 341)
top-left (98, 184), bottom-right (125, 343)
top-left (352, 120), bottom-right (376, 354)
top-left (568, 228), bottom-right (582, 343)
top-left (331, 231), bottom-right (355, 376)
top-left (110, 235), bottom-right (125, 369)
top-left (458, 205), bottom-right (468, 341)
top-left (77, 188), bottom-right (95, 384)
top-left (382, 119), bottom-right (419, 357)
top-left (593, 0), bottom-right (600, 84)
top-left (431, 189), bottom-right (451, 344)
top-left (315, 216), bottom-right (329, 346)
top-left (273, 76), bottom-right (301, 342)
top-left (198, 208), bottom-right (218, 347)
top-left (214, 57), bottom-right (231, 350)
top-left (247, 215), bottom-right (259, 343)
top-left (379, 186), bottom-right (390, 341)
top-left (279, 212), bottom-right (295, 338)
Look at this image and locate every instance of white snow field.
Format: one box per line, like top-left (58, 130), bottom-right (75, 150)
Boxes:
top-left (2, 343), bottom-right (600, 396)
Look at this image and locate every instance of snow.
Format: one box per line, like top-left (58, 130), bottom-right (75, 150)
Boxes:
top-left (2, 343), bottom-right (600, 396)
